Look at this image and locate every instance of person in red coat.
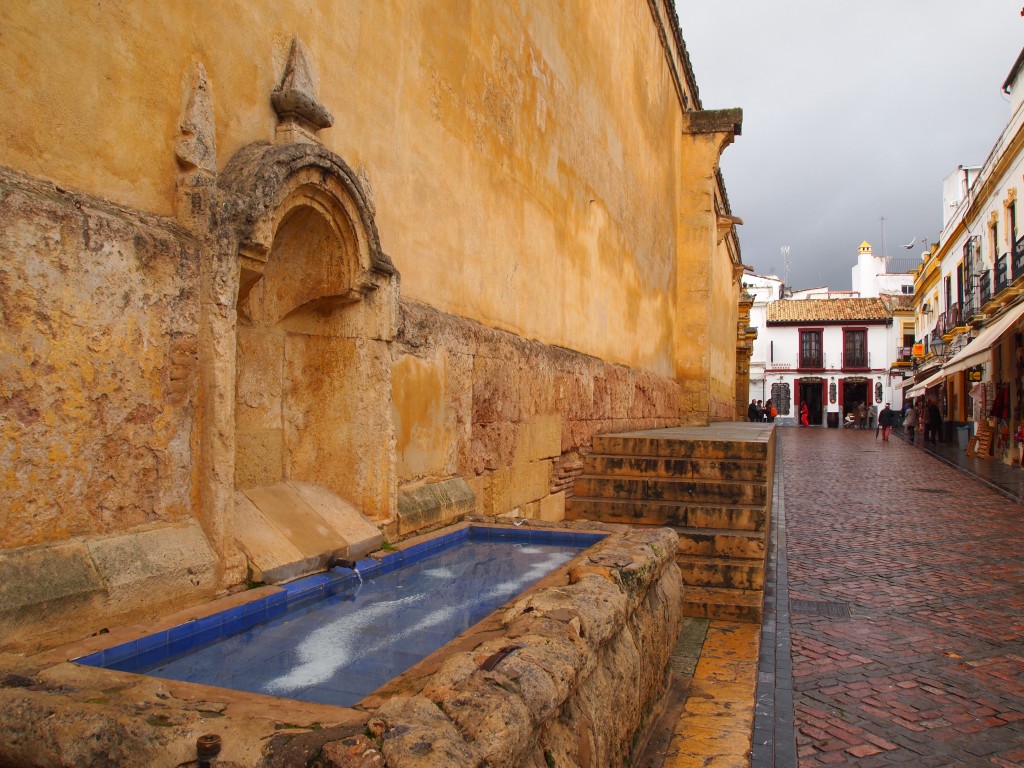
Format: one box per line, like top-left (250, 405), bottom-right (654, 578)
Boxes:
top-left (800, 402), bottom-right (810, 427)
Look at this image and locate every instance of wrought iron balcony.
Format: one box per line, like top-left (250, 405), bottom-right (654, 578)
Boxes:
top-left (995, 252), bottom-right (1010, 295)
top-left (943, 302), bottom-right (961, 333)
top-left (962, 292), bottom-right (977, 321)
top-left (892, 347), bottom-right (913, 367)
top-left (1014, 235), bottom-right (1024, 282)
top-left (842, 352), bottom-right (868, 369)
top-left (979, 269), bottom-right (992, 305)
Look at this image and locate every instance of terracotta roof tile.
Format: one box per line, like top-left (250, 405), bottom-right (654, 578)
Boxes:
top-left (881, 293), bottom-right (915, 312)
top-left (766, 298), bottom-right (891, 324)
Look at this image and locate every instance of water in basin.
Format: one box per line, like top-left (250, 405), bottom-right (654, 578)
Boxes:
top-left (141, 535), bottom-right (588, 706)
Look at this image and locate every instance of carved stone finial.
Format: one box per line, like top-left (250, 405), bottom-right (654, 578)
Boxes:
top-left (175, 62), bottom-right (217, 174)
top-left (272, 38), bottom-right (333, 144)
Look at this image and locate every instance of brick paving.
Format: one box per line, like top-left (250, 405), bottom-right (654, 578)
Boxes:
top-left (779, 427), bottom-right (1024, 767)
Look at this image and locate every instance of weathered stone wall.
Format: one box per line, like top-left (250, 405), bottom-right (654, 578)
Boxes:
top-left (392, 301), bottom-right (682, 522)
top-left (0, 167), bottom-right (200, 548)
top-left (0, 168), bottom-right (223, 653)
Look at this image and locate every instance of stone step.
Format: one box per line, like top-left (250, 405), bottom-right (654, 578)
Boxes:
top-left (672, 526), bottom-right (766, 560)
top-left (593, 434), bottom-right (769, 461)
top-left (676, 554), bottom-right (765, 591)
top-left (574, 476), bottom-right (767, 506)
top-left (681, 586), bottom-right (764, 623)
top-left (565, 497), bottom-right (767, 532)
top-left (583, 454), bottom-right (768, 483)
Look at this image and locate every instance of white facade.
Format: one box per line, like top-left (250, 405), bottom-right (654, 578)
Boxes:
top-left (764, 314), bottom-right (897, 426)
top-left (851, 241), bottom-right (915, 298)
top-left (744, 241), bottom-right (910, 423)
top-left (740, 273), bottom-right (784, 404)
top-left (907, 46), bottom-right (1024, 460)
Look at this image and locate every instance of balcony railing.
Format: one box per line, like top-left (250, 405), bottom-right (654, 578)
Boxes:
top-left (995, 252), bottom-right (1010, 294)
top-left (1014, 235), bottom-right (1024, 282)
top-left (943, 302), bottom-right (961, 333)
top-left (842, 352), bottom-right (868, 369)
top-left (896, 347), bottom-right (913, 363)
top-left (934, 311), bottom-right (948, 337)
top-left (799, 354), bottom-right (824, 370)
top-left (979, 269), bottom-right (992, 305)
top-left (962, 291), bottom-right (977, 320)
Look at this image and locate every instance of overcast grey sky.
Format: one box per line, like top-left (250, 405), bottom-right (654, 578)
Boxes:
top-left (677, 1), bottom-right (1024, 291)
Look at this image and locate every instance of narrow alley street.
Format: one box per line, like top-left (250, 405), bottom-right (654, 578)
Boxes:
top-left (757, 428), bottom-right (1024, 767)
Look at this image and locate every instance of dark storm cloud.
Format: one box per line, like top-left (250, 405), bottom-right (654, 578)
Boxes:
top-left (677, 0), bottom-right (1024, 290)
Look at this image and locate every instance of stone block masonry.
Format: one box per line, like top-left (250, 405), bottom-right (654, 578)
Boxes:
top-left (394, 300), bottom-right (683, 523)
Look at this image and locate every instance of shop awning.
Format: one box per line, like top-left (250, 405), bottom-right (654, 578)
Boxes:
top-left (942, 301), bottom-right (1024, 376)
top-left (906, 369), bottom-right (946, 398)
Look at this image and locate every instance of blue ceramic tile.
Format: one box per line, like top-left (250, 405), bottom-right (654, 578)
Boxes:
top-left (104, 640), bottom-right (137, 665)
top-left (194, 614), bottom-right (222, 635)
top-left (167, 634), bottom-right (197, 658)
top-left (135, 647), bottom-right (167, 670)
top-left (168, 621), bottom-right (198, 642)
top-left (75, 651), bottom-right (105, 667)
top-left (107, 656), bottom-right (139, 673)
top-left (193, 625), bottom-right (223, 648)
top-left (137, 632), bottom-right (168, 654)
top-left (243, 598), bottom-right (268, 616)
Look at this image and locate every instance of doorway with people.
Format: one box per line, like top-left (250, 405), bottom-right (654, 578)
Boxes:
top-left (797, 377), bottom-right (824, 426)
top-left (842, 377), bottom-right (869, 424)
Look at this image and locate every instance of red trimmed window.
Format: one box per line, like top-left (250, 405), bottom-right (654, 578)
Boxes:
top-left (843, 328), bottom-right (868, 369)
top-left (799, 329), bottom-right (823, 369)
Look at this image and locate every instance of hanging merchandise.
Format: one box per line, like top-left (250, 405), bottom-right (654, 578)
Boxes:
top-left (969, 382), bottom-right (985, 424)
top-left (991, 383), bottom-right (1010, 420)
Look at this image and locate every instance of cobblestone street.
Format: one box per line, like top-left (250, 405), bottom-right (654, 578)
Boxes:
top-left (764, 427), bottom-right (1024, 767)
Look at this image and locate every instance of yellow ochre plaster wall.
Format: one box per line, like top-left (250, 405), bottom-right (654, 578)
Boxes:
top-left (0, 0), bottom-right (745, 651)
top-left (0, 0), bottom-right (684, 376)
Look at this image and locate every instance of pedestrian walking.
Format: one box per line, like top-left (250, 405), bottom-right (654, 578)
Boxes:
top-left (857, 401), bottom-right (867, 429)
top-left (903, 403), bottom-right (918, 444)
top-left (800, 402), bottom-right (810, 427)
top-left (926, 399), bottom-right (943, 444)
top-left (747, 398), bottom-right (759, 422)
top-left (878, 402), bottom-right (893, 441)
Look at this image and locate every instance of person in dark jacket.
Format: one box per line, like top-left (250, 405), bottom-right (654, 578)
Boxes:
top-left (748, 398), bottom-right (759, 422)
top-left (878, 403), bottom-right (894, 441)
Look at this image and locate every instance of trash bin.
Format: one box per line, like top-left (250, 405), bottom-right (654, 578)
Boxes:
top-left (957, 425), bottom-right (970, 450)
top-left (826, 412), bottom-right (839, 429)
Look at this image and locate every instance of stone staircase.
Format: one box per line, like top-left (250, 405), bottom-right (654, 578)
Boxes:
top-left (565, 425), bottom-right (775, 623)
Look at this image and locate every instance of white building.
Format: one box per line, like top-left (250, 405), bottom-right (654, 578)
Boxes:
top-left (745, 242), bottom-right (912, 422)
top-left (740, 273), bottom-right (784, 404)
top-left (906, 46), bottom-right (1024, 460)
top-left (851, 241), bottom-right (915, 298)
top-left (764, 298), bottom-right (895, 426)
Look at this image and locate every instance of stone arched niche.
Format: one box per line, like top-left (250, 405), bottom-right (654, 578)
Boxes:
top-left (220, 142), bottom-right (398, 522)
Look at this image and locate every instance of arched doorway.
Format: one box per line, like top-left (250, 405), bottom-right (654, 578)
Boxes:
top-left (222, 143), bottom-right (400, 521)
